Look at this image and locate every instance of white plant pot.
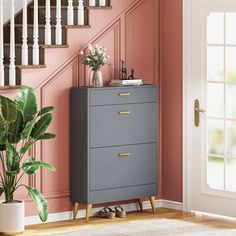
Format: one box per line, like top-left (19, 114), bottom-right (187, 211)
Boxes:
top-left (0, 201), bottom-right (25, 234)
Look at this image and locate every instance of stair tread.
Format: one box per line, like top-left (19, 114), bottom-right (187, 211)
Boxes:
top-left (29, 6), bottom-right (112, 9)
top-left (12, 24), bottom-right (91, 28)
top-left (4, 43), bottom-right (69, 49)
top-left (87, 6), bottom-right (112, 10)
top-left (0, 85), bottom-right (21, 90)
top-left (4, 64), bottom-right (47, 69)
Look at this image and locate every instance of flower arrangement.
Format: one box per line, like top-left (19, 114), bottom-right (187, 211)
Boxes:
top-left (79, 44), bottom-right (110, 71)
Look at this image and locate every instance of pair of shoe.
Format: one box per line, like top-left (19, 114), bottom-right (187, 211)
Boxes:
top-left (98, 206), bottom-right (126, 219)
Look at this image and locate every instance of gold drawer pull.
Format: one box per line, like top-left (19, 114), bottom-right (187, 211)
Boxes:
top-left (119, 152), bottom-right (131, 157)
top-left (118, 93), bottom-right (130, 97)
top-left (118, 111), bottom-right (130, 115)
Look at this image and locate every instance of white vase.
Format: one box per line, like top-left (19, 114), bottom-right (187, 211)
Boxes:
top-left (99, 0), bottom-right (106, 6)
top-left (89, 70), bottom-right (103, 87)
top-left (0, 201), bottom-right (25, 234)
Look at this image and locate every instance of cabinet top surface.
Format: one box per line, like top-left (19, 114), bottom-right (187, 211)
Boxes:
top-left (71, 84), bottom-right (158, 91)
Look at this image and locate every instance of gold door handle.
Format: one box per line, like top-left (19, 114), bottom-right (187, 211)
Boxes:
top-left (194, 108), bottom-right (206, 113)
top-left (119, 152), bottom-right (131, 157)
top-left (118, 111), bottom-right (130, 115)
top-left (118, 93), bottom-right (130, 96)
top-left (194, 99), bottom-right (206, 127)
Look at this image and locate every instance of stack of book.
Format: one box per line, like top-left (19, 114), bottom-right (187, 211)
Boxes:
top-left (109, 79), bottom-right (143, 87)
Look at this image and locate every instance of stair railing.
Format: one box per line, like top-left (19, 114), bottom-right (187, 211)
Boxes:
top-left (33, 0), bottom-right (39, 64)
top-left (0, 0), bottom-right (4, 86)
top-left (22, 0), bottom-right (28, 65)
top-left (56, 0), bottom-right (62, 45)
top-left (67, 0), bottom-right (74, 25)
top-left (78, 0), bottom-right (85, 25)
top-left (0, 0), bottom-right (108, 87)
top-left (45, 0), bottom-right (52, 45)
top-left (9, 0), bottom-right (16, 85)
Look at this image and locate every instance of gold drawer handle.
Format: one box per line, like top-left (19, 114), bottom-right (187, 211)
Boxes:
top-left (118, 93), bottom-right (130, 97)
top-left (119, 152), bottom-right (131, 157)
top-left (118, 111), bottom-right (130, 115)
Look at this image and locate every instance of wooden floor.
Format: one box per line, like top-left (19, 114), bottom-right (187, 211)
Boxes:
top-left (20, 208), bottom-right (236, 235)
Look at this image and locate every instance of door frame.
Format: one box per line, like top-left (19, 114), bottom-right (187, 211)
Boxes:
top-left (183, 0), bottom-right (192, 212)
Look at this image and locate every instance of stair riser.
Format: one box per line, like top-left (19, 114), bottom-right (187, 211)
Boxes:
top-left (4, 46), bottom-right (44, 66)
top-left (15, 8), bottom-right (89, 26)
top-left (4, 26), bottom-right (67, 45)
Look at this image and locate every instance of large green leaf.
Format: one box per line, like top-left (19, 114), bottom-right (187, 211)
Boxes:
top-left (0, 96), bottom-right (17, 123)
top-left (0, 187), bottom-right (4, 197)
top-left (21, 117), bottom-right (36, 140)
top-left (31, 113), bottom-right (52, 140)
top-left (6, 143), bottom-right (20, 174)
top-left (38, 133), bottom-right (56, 140)
top-left (0, 115), bottom-right (6, 139)
top-left (8, 109), bottom-right (24, 144)
top-left (26, 187), bottom-right (48, 222)
top-left (14, 86), bottom-right (37, 123)
top-left (20, 141), bottom-right (34, 155)
top-left (38, 106), bottom-right (54, 117)
top-left (23, 156), bottom-right (56, 175)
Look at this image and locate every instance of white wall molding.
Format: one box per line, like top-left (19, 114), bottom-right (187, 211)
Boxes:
top-left (183, 0), bottom-right (192, 212)
top-left (25, 199), bottom-right (183, 226)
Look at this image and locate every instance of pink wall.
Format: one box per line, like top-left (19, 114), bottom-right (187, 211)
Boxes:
top-left (0, 0), bottom-right (184, 217)
top-left (0, 0), bottom-right (161, 217)
top-left (159, 0), bottom-right (183, 202)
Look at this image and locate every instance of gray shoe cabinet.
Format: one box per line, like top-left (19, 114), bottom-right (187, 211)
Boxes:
top-left (70, 85), bottom-right (158, 222)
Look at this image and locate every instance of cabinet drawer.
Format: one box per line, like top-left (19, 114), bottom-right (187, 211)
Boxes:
top-left (90, 103), bottom-right (157, 148)
top-left (90, 143), bottom-right (157, 191)
top-left (90, 86), bottom-right (157, 106)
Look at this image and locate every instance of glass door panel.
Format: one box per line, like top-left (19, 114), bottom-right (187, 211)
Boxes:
top-left (207, 12), bottom-right (236, 193)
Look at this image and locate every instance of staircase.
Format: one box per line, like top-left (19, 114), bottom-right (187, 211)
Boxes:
top-left (0, 0), bottom-right (111, 89)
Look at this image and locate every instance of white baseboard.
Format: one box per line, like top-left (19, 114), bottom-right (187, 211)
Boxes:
top-left (25, 199), bottom-right (183, 226)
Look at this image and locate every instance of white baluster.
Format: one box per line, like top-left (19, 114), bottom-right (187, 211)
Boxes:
top-left (33, 0), bottom-right (39, 65)
top-left (45, 0), bottom-right (51, 45)
top-left (22, 0), bottom-right (28, 65)
top-left (78, 0), bottom-right (84, 25)
top-left (0, 0), bottom-right (4, 86)
top-left (89, 0), bottom-right (96, 6)
top-left (99, 0), bottom-right (106, 6)
top-left (56, 0), bottom-right (62, 45)
top-left (9, 0), bottom-right (16, 86)
top-left (67, 0), bottom-right (74, 25)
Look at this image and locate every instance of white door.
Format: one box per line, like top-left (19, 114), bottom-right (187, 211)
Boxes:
top-left (190, 0), bottom-right (236, 217)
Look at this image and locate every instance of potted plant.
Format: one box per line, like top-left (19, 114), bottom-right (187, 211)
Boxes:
top-left (79, 44), bottom-right (111, 87)
top-left (0, 86), bottom-right (56, 234)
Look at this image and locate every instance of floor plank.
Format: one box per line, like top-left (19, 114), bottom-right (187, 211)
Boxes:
top-left (21, 208), bottom-right (236, 235)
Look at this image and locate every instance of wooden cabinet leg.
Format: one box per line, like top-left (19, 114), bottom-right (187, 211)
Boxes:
top-left (86, 204), bottom-right (92, 223)
top-left (149, 196), bottom-right (156, 214)
top-left (138, 198), bottom-right (143, 211)
top-left (73, 203), bottom-right (80, 220)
